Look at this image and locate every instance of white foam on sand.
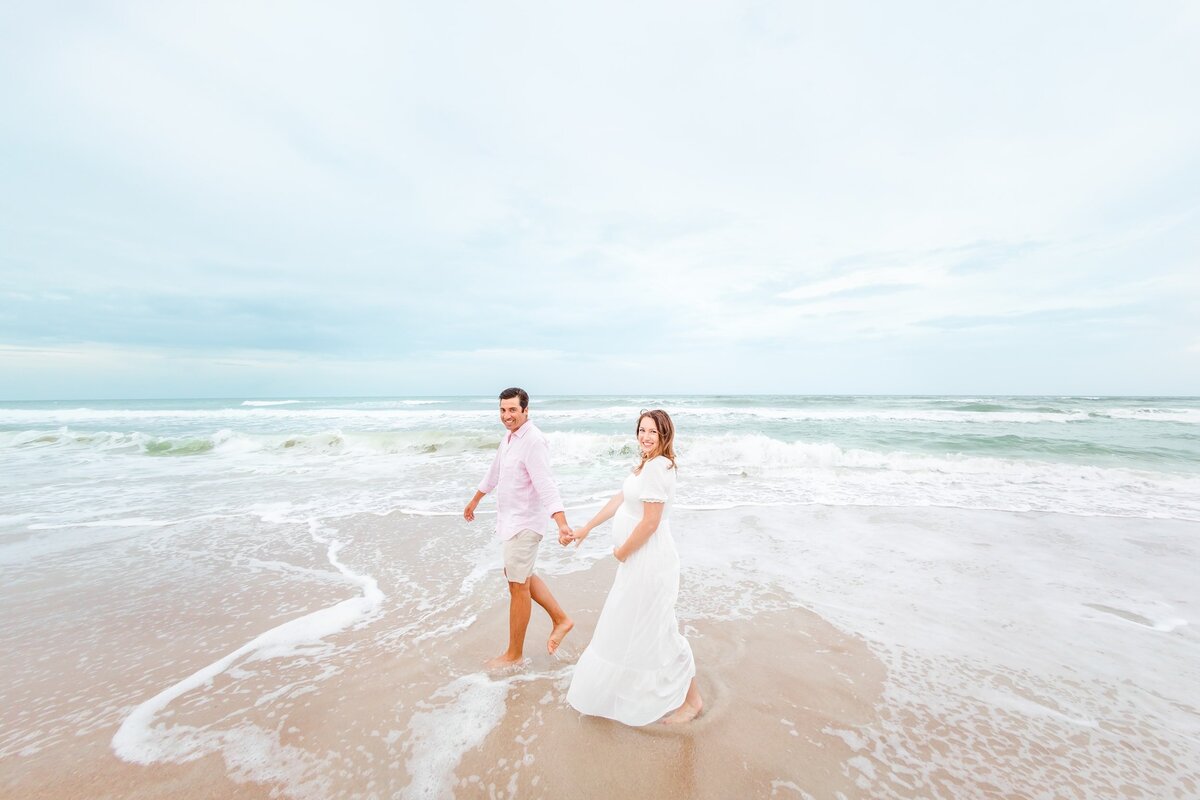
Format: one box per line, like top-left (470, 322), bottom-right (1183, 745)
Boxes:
top-left (401, 668), bottom-right (568, 800)
top-left (456, 537), bottom-right (502, 600)
top-left (27, 516), bottom-right (177, 530)
top-left (111, 519), bottom-right (384, 776)
top-left (116, 720), bottom-right (335, 799)
top-left (679, 505), bottom-right (1200, 798)
top-left (395, 507), bottom-right (462, 517)
top-left (401, 673), bottom-right (510, 799)
top-left (0, 513), bottom-right (226, 565)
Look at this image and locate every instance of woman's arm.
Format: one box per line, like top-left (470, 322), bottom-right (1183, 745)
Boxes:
top-left (570, 491), bottom-right (624, 545)
top-left (613, 501), bottom-right (664, 561)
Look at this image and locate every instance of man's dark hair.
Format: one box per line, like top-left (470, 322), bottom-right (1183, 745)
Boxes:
top-left (499, 387), bottom-right (529, 410)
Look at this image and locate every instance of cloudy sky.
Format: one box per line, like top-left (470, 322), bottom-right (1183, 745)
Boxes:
top-left (2, 1), bottom-right (1198, 399)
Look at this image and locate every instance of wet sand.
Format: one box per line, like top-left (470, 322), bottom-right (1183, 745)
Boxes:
top-left (1, 576), bottom-right (885, 799)
top-left (3, 504), bottom-right (1198, 799)
top-left (0, 511), bottom-right (883, 799)
top-left (453, 605), bottom-right (885, 799)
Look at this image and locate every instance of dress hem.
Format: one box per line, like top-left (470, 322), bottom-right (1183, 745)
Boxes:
top-left (566, 661), bottom-right (697, 727)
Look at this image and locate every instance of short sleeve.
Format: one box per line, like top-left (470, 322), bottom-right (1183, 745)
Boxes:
top-left (638, 457), bottom-right (674, 503)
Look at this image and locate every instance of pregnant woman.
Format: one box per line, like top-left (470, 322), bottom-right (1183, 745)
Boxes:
top-left (565, 409), bottom-right (703, 725)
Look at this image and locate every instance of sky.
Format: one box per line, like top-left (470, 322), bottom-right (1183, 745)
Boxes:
top-left (1, 1), bottom-right (1198, 399)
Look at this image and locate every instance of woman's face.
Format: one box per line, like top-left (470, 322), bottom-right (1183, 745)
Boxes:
top-left (637, 416), bottom-right (660, 455)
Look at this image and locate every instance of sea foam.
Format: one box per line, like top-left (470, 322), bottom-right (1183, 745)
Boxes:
top-left (112, 521), bottom-right (384, 765)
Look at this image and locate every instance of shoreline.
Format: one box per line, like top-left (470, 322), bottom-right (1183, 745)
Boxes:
top-left (2, 503), bottom-right (1198, 798)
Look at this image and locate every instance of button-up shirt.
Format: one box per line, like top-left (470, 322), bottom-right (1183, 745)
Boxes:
top-left (477, 421), bottom-right (565, 540)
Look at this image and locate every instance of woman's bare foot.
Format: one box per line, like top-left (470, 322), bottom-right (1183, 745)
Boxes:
top-left (547, 618), bottom-right (574, 655)
top-left (662, 678), bottom-right (704, 724)
top-left (661, 697), bottom-right (703, 724)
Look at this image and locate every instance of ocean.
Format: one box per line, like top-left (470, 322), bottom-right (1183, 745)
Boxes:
top-left (4, 394), bottom-right (1199, 526)
top-left (2, 395), bottom-right (1198, 798)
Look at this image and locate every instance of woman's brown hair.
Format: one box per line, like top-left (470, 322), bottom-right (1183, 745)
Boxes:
top-left (634, 409), bottom-right (677, 474)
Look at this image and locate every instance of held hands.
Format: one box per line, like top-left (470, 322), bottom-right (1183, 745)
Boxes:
top-left (463, 501), bottom-right (478, 522)
top-left (558, 525), bottom-right (593, 548)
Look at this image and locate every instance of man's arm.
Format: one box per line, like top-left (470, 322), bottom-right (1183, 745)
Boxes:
top-left (466, 447), bottom-right (502, 521)
top-left (525, 437), bottom-right (569, 537)
top-left (463, 490), bottom-right (486, 521)
top-left (551, 511), bottom-right (571, 543)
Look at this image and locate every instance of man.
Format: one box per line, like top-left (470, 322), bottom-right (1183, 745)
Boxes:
top-left (464, 387), bottom-right (574, 669)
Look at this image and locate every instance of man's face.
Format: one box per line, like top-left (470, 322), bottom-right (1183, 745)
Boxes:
top-left (499, 397), bottom-right (528, 432)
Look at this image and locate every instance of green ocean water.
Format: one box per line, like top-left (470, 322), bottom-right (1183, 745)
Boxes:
top-left (2, 395), bottom-right (1199, 523)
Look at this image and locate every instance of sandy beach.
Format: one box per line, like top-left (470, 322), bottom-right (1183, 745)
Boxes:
top-left (3, 502), bottom-right (1197, 799)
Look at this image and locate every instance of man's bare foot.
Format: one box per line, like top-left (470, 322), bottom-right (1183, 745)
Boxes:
top-left (547, 618), bottom-right (574, 655)
top-left (661, 698), bottom-right (703, 725)
top-left (484, 653), bottom-right (525, 671)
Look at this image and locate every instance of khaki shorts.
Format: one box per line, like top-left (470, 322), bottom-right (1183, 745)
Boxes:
top-left (502, 529), bottom-right (542, 584)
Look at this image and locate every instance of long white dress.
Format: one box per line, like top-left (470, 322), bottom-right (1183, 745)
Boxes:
top-left (566, 456), bottom-right (696, 726)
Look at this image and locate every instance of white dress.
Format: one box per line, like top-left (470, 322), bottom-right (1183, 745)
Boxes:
top-left (566, 456), bottom-right (696, 726)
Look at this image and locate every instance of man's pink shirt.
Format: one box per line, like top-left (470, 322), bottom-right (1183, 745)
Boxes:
top-left (477, 421), bottom-right (565, 540)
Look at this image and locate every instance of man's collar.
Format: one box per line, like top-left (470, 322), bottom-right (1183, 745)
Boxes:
top-left (509, 420), bottom-right (531, 439)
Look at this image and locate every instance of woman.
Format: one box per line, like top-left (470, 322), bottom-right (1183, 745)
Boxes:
top-left (565, 409), bottom-right (703, 725)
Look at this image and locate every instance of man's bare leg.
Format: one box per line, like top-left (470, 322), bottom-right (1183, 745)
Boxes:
top-left (661, 678), bottom-right (704, 724)
top-left (528, 574), bottom-right (573, 654)
top-left (485, 579), bottom-right (532, 669)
